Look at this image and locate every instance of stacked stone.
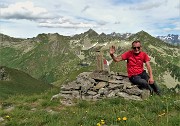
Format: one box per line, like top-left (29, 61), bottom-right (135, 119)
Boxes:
top-left (51, 71), bottom-right (150, 105)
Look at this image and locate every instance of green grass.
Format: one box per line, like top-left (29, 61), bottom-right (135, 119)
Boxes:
top-left (0, 87), bottom-right (179, 126)
top-left (0, 47), bottom-right (22, 65)
top-left (0, 66), bottom-right (52, 99)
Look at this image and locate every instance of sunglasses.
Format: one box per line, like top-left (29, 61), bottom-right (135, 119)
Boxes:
top-left (132, 47), bottom-right (141, 50)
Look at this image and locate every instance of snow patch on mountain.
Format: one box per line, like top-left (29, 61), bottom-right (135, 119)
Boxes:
top-left (156, 34), bottom-right (180, 45)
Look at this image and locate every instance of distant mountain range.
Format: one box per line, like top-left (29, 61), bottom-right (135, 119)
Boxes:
top-left (108, 32), bottom-right (180, 45)
top-left (108, 32), bottom-right (132, 39)
top-left (0, 29), bottom-right (179, 88)
top-left (156, 34), bottom-right (180, 45)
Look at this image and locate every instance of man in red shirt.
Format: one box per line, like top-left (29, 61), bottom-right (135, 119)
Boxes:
top-left (110, 40), bottom-right (160, 95)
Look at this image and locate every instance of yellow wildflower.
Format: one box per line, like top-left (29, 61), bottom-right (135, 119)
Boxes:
top-left (101, 121), bottom-right (105, 125)
top-left (158, 113), bottom-right (166, 117)
top-left (101, 119), bottom-right (104, 122)
top-left (97, 122), bottom-right (101, 126)
top-left (6, 115), bottom-right (10, 118)
top-left (123, 117), bottom-right (127, 121)
top-left (117, 117), bottom-right (121, 121)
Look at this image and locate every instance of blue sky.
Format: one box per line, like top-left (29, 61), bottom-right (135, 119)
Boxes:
top-left (0, 0), bottom-right (179, 38)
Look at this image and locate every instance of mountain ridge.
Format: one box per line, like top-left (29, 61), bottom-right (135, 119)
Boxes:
top-left (0, 66), bottom-right (52, 99)
top-left (1, 30), bottom-right (180, 45)
top-left (156, 34), bottom-right (180, 45)
top-left (0, 30), bottom-right (179, 88)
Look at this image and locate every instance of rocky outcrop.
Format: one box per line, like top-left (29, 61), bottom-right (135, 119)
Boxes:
top-left (51, 71), bottom-right (151, 105)
top-left (170, 84), bottom-right (180, 94)
top-left (0, 66), bottom-right (9, 81)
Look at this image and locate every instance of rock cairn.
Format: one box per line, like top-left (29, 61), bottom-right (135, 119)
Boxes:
top-left (51, 71), bottom-right (150, 105)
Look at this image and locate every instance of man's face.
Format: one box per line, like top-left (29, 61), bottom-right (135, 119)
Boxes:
top-left (132, 42), bottom-right (141, 54)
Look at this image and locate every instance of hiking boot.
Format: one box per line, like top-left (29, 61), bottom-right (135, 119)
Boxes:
top-left (155, 90), bottom-right (161, 96)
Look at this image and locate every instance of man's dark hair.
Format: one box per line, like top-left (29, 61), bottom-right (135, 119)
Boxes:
top-left (132, 40), bottom-right (141, 46)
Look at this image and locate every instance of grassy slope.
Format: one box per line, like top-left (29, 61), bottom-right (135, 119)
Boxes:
top-left (0, 87), bottom-right (179, 126)
top-left (0, 66), bottom-right (52, 99)
top-left (0, 34), bottom-right (82, 84)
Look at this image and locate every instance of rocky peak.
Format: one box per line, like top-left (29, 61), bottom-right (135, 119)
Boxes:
top-left (156, 34), bottom-right (180, 44)
top-left (0, 33), bottom-right (24, 42)
top-left (108, 32), bottom-right (132, 39)
top-left (83, 29), bottom-right (99, 37)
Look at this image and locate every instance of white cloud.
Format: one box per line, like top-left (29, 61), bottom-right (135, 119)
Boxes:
top-left (0, 0), bottom-right (179, 38)
top-left (130, 1), bottom-right (162, 10)
top-left (1, 1), bottom-right (52, 20)
top-left (38, 20), bottom-right (97, 29)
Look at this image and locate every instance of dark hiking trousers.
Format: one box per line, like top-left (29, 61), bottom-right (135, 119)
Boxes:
top-left (129, 70), bottom-right (160, 95)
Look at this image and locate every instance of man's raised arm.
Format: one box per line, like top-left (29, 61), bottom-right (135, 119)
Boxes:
top-left (109, 46), bottom-right (122, 62)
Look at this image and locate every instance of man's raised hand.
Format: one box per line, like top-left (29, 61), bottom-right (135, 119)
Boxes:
top-left (110, 46), bottom-right (116, 55)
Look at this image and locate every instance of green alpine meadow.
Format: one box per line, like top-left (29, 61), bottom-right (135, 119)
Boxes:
top-left (0, 30), bottom-right (179, 126)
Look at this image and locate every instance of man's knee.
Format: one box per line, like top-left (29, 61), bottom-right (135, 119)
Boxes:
top-left (134, 79), bottom-right (149, 89)
top-left (132, 78), bottom-right (148, 85)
